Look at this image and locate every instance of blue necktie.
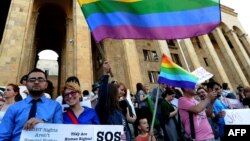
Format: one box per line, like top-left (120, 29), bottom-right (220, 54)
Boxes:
top-left (28, 99), bottom-right (41, 119)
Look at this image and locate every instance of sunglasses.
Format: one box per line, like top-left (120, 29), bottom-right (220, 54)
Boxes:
top-left (63, 91), bottom-right (77, 99)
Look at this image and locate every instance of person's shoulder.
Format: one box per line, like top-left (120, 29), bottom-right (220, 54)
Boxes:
top-left (179, 96), bottom-right (188, 101)
top-left (83, 106), bottom-right (95, 112)
top-left (7, 100), bottom-right (26, 111)
top-left (43, 97), bottom-right (61, 105)
top-left (83, 106), bottom-right (99, 116)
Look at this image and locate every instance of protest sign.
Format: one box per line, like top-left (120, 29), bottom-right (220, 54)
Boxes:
top-left (192, 67), bottom-right (213, 84)
top-left (20, 123), bottom-right (123, 141)
top-left (224, 109), bottom-right (250, 125)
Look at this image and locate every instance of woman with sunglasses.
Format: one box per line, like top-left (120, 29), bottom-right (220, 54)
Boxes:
top-left (0, 83), bottom-right (22, 123)
top-left (62, 82), bottom-right (100, 124)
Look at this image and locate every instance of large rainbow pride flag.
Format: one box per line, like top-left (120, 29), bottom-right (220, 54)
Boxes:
top-left (158, 54), bottom-right (198, 89)
top-left (77, 0), bottom-right (221, 42)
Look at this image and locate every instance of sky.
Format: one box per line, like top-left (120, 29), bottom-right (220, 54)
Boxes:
top-left (220, 0), bottom-right (250, 34)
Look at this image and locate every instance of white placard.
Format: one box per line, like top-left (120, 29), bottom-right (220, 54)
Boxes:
top-left (224, 109), bottom-right (250, 125)
top-left (192, 67), bottom-right (214, 84)
top-left (20, 123), bottom-right (123, 141)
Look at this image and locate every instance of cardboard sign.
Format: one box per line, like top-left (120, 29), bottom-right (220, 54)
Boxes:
top-left (20, 123), bottom-right (123, 141)
top-left (192, 67), bottom-right (213, 84)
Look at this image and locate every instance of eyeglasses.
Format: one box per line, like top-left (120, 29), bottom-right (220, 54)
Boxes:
top-left (63, 91), bottom-right (77, 99)
top-left (27, 77), bottom-right (46, 83)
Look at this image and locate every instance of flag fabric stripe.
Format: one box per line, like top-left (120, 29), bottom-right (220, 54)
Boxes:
top-left (92, 23), bottom-right (218, 42)
top-left (78, 0), bottom-right (99, 5)
top-left (78, 0), bottom-right (220, 42)
top-left (161, 63), bottom-right (177, 69)
top-left (159, 67), bottom-right (189, 75)
top-left (87, 7), bottom-right (219, 31)
top-left (81, 0), bottom-right (219, 18)
top-left (158, 54), bottom-right (198, 89)
top-left (160, 72), bottom-right (198, 83)
top-left (158, 77), bottom-right (197, 89)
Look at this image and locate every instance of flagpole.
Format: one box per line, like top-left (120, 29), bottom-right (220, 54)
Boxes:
top-left (96, 43), bottom-right (114, 77)
top-left (177, 40), bottom-right (190, 72)
top-left (149, 85), bottom-right (160, 141)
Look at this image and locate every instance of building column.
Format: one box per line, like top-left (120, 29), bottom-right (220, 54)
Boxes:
top-left (65, 18), bottom-right (75, 76)
top-left (0, 0), bottom-right (34, 85)
top-left (73, 0), bottom-right (93, 90)
top-left (198, 34), bottom-right (232, 89)
top-left (157, 40), bottom-right (171, 57)
top-left (18, 10), bottom-right (39, 81)
top-left (239, 33), bottom-right (250, 56)
top-left (212, 28), bottom-right (249, 86)
top-left (226, 29), bottom-right (250, 78)
top-left (123, 39), bottom-right (143, 93)
top-left (181, 39), bottom-right (201, 69)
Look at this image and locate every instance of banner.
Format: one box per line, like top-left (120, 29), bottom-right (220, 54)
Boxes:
top-left (224, 109), bottom-right (250, 125)
top-left (20, 123), bottom-right (123, 141)
top-left (192, 67), bottom-right (213, 84)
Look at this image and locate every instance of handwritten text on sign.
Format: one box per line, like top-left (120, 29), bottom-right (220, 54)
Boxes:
top-left (224, 109), bottom-right (250, 125)
top-left (192, 67), bottom-right (213, 84)
top-left (20, 123), bottom-right (123, 141)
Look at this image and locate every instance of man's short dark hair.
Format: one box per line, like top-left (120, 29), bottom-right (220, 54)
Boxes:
top-left (27, 68), bottom-right (47, 79)
top-left (207, 81), bottom-right (221, 90)
top-left (82, 90), bottom-right (89, 96)
top-left (222, 83), bottom-right (228, 90)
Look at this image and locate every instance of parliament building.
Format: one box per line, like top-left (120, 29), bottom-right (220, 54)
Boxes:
top-left (0, 0), bottom-right (249, 98)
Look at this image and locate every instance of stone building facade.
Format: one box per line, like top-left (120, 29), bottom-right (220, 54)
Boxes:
top-left (0, 0), bottom-right (249, 98)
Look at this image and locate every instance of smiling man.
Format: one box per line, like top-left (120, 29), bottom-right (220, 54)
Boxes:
top-left (0, 68), bottom-right (63, 141)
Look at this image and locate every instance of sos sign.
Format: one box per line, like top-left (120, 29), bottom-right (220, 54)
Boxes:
top-left (97, 131), bottom-right (122, 141)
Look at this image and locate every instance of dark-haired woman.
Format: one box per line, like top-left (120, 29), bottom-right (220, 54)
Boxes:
top-left (95, 61), bottom-right (129, 141)
top-left (161, 89), bottom-right (179, 141)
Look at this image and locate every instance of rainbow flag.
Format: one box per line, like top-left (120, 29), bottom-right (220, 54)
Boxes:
top-left (158, 54), bottom-right (198, 89)
top-left (77, 0), bottom-right (221, 42)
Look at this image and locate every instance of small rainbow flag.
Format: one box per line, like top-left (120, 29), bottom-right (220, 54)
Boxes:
top-left (77, 0), bottom-right (221, 42)
top-left (158, 54), bottom-right (198, 89)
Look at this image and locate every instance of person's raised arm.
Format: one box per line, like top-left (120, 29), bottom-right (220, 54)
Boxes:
top-left (188, 91), bottom-right (216, 114)
top-left (95, 61), bottom-right (111, 122)
top-left (97, 61), bottom-right (111, 101)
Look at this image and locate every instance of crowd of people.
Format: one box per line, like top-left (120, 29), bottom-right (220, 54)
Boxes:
top-left (0, 61), bottom-right (250, 141)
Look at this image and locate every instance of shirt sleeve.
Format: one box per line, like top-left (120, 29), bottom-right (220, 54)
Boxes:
top-left (178, 97), bottom-right (194, 111)
top-left (95, 75), bottom-right (109, 124)
top-left (0, 106), bottom-right (15, 140)
top-left (92, 111), bottom-right (100, 125)
top-left (53, 103), bottom-right (63, 123)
